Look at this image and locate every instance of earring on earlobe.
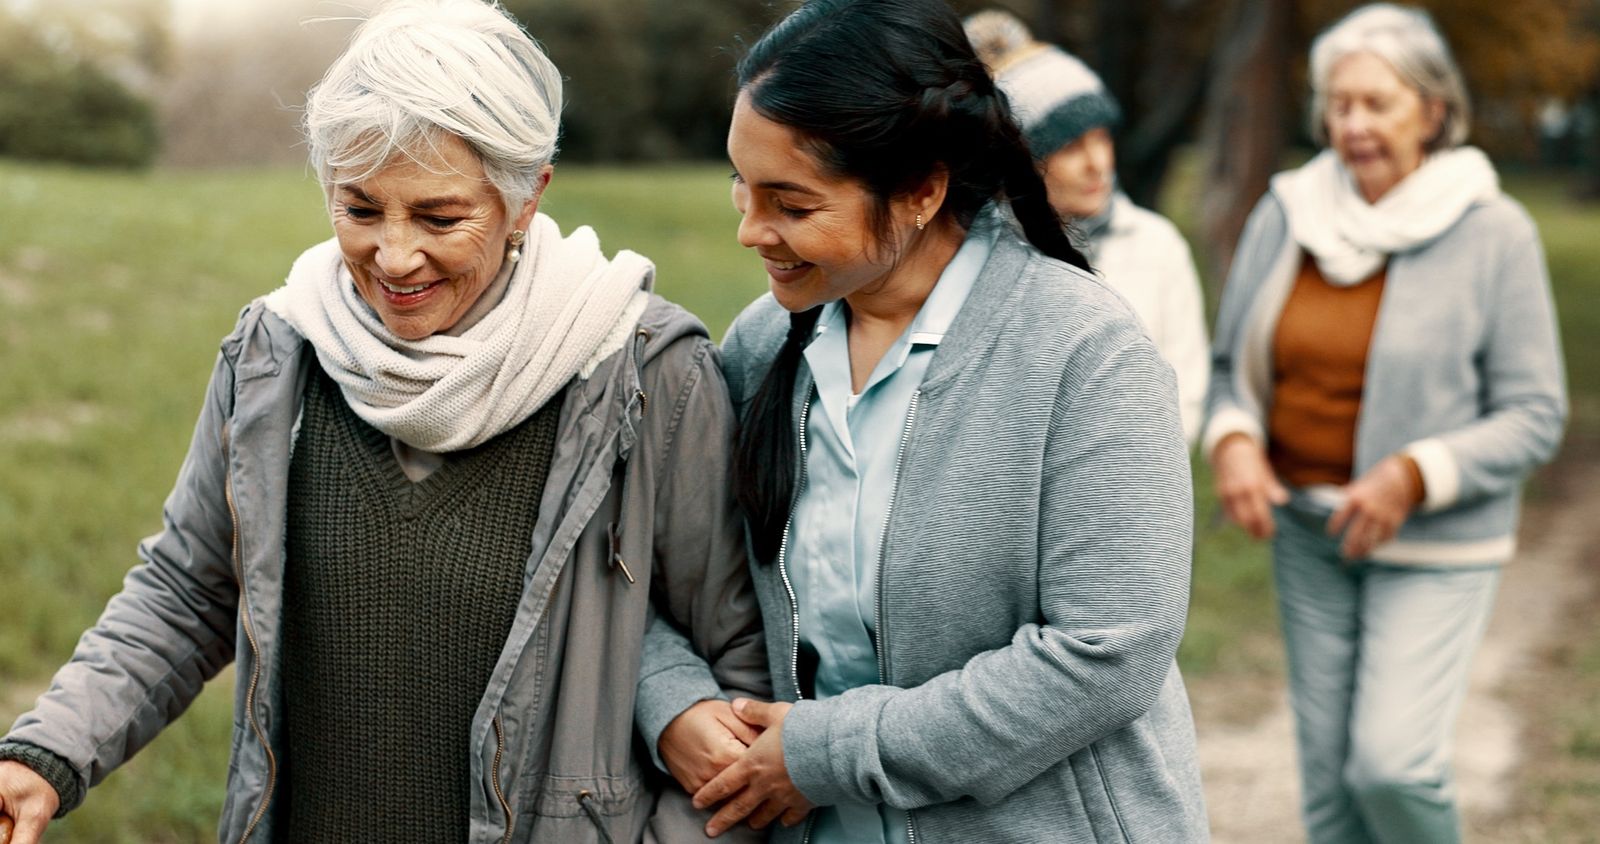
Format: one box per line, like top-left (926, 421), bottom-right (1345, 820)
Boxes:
top-left (506, 230), bottom-right (526, 264)
top-left (916, 213), bottom-right (925, 231)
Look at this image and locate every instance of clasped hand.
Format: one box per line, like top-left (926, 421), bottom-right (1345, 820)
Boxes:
top-left (0, 760), bottom-right (58, 844)
top-left (1213, 435), bottom-right (1420, 559)
top-left (658, 698), bottom-right (813, 837)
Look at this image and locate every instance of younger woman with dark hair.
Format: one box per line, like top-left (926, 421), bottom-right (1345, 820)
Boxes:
top-left (682, 0), bottom-right (1209, 839)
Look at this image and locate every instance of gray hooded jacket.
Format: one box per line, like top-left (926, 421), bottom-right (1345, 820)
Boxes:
top-left (2, 295), bottom-right (768, 843)
top-left (720, 233), bottom-right (1210, 842)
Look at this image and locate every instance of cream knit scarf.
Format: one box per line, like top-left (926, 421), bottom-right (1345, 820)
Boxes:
top-left (264, 212), bottom-right (651, 452)
top-left (1271, 146), bottom-right (1499, 286)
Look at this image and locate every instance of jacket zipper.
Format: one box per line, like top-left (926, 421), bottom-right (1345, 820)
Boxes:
top-left (875, 391), bottom-right (921, 844)
top-left (776, 392), bottom-right (814, 704)
top-left (225, 422), bottom-right (277, 844)
top-left (493, 716), bottom-right (514, 844)
top-left (779, 393), bottom-right (815, 844)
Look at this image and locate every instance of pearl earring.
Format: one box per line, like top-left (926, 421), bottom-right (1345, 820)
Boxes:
top-left (915, 213), bottom-right (925, 231)
top-left (506, 230), bottom-right (527, 264)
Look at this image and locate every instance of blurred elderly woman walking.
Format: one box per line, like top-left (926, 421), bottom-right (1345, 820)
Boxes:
top-left (0, 1), bottom-right (766, 842)
top-left (1205, 5), bottom-right (1566, 842)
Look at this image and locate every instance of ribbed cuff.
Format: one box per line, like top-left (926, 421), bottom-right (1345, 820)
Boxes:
top-left (1202, 405), bottom-right (1265, 463)
top-left (635, 663), bottom-right (726, 774)
top-left (0, 741), bottom-right (84, 817)
top-left (1402, 438), bottom-right (1461, 511)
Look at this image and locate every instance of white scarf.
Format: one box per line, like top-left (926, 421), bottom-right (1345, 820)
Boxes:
top-left (1270, 146), bottom-right (1499, 286)
top-left (264, 212), bottom-right (652, 452)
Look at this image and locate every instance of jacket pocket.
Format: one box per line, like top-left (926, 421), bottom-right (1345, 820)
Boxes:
top-left (518, 773), bottom-right (644, 843)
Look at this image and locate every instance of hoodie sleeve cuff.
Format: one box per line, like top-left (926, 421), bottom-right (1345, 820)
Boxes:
top-left (779, 699), bottom-right (849, 807)
top-left (1202, 406), bottom-right (1265, 463)
top-left (1402, 438), bottom-right (1461, 511)
top-left (636, 663), bottom-right (727, 775)
top-left (0, 740), bottom-right (84, 817)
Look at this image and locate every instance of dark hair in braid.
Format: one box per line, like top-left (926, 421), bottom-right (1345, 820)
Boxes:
top-left (733, 0), bottom-right (1088, 563)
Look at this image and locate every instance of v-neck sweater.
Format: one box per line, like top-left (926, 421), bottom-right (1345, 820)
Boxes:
top-left (276, 364), bottom-right (562, 843)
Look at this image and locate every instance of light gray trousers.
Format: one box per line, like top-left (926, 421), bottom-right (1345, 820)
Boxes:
top-left (1272, 506), bottom-right (1500, 844)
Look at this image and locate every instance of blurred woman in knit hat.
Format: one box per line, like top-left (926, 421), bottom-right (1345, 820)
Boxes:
top-left (0, 1), bottom-right (766, 841)
top-left (966, 10), bottom-right (1210, 445)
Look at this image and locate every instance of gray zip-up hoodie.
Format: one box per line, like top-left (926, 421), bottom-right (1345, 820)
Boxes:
top-left (2, 296), bottom-right (768, 843)
top-left (720, 233), bottom-right (1210, 842)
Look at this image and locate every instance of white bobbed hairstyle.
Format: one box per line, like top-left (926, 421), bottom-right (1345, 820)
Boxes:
top-left (1308, 3), bottom-right (1470, 152)
top-left (304, 0), bottom-right (562, 215)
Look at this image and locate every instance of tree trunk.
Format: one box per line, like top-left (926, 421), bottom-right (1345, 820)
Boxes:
top-left (1579, 83), bottom-right (1600, 200)
top-left (1115, 0), bottom-right (1213, 208)
top-left (1197, 0), bottom-right (1293, 289)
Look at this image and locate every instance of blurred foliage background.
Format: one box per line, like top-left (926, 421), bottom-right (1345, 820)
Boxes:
top-left (3, 0), bottom-right (1598, 279)
top-left (2, 0), bottom-right (1600, 841)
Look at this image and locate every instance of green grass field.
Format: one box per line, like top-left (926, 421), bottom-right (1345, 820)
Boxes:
top-left (0, 159), bottom-right (1594, 841)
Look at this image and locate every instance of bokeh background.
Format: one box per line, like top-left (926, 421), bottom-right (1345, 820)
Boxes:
top-left (1, 0), bottom-right (1598, 841)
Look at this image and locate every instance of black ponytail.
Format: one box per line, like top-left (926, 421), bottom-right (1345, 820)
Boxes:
top-left (735, 307), bottom-right (822, 564)
top-left (991, 98), bottom-right (1092, 272)
top-left (733, 0), bottom-right (1089, 562)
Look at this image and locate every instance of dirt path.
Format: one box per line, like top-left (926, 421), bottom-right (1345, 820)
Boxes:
top-left (1195, 459), bottom-right (1600, 843)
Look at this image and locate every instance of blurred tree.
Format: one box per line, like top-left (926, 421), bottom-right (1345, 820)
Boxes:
top-left (953, 0), bottom-right (1600, 283)
top-left (0, 7), bottom-right (161, 167)
top-left (14, 0), bottom-right (173, 91)
top-left (503, 0), bottom-right (788, 161)
top-left (158, 3), bottom-right (363, 168)
top-left (1196, 0), bottom-right (1292, 288)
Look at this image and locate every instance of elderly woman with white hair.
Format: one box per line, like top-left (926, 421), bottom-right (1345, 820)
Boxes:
top-left (1205, 4), bottom-right (1565, 842)
top-left (0, 1), bottom-right (767, 842)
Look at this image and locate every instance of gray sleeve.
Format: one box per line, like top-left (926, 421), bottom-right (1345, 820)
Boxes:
top-left (780, 339), bottom-right (1193, 809)
top-left (3, 348), bottom-right (241, 802)
top-left (1202, 194), bottom-right (1284, 455)
top-left (1411, 216), bottom-right (1567, 507)
top-left (633, 337), bottom-right (770, 768)
top-left (635, 611), bottom-right (728, 773)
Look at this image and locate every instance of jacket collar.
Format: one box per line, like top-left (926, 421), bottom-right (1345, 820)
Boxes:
top-left (916, 226), bottom-right (1040, 394)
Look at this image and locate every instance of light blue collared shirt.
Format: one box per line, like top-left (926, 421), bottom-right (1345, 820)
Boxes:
top-left (790, 227), bottom-right (994, 843)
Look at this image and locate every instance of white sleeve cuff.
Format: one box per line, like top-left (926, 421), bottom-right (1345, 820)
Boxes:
top-left (1403, 438), bottom-right (1461, 512)
top-left (1202, 406), bottom-right (1265, 463)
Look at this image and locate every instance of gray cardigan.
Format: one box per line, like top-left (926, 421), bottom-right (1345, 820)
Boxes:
top-left (1204, 191), bottom-right (1567, 566)
top-left (722, 233), bottom-right (1210, 842)
top-left (2, 297), bottom-right (768, 844)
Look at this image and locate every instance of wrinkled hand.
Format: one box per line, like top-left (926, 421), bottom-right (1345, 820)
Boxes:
top-left (1328, 454), bottom-right (1421, 560)
top-left (692, 699), bottom-right (812, 837)
top-left (659, 699), bottom-right (761, 794)
top-left (0, 761), bottom-right (59, 844)
top-left (1212, 434), bottom-right (1288, 539)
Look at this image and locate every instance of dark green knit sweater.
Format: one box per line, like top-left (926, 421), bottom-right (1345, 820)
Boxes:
top-left (276, 365), bottom-right (562, 843)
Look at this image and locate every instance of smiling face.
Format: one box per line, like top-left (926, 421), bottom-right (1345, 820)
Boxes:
top-left (1325, 51), bottom-right (1442, 203)
top-left (330, 133), bottom-right (539, 340)
top-left (1041, 127), bottom-right (1115, 220)
top-left (726, 93), bottom-right (913, 313)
